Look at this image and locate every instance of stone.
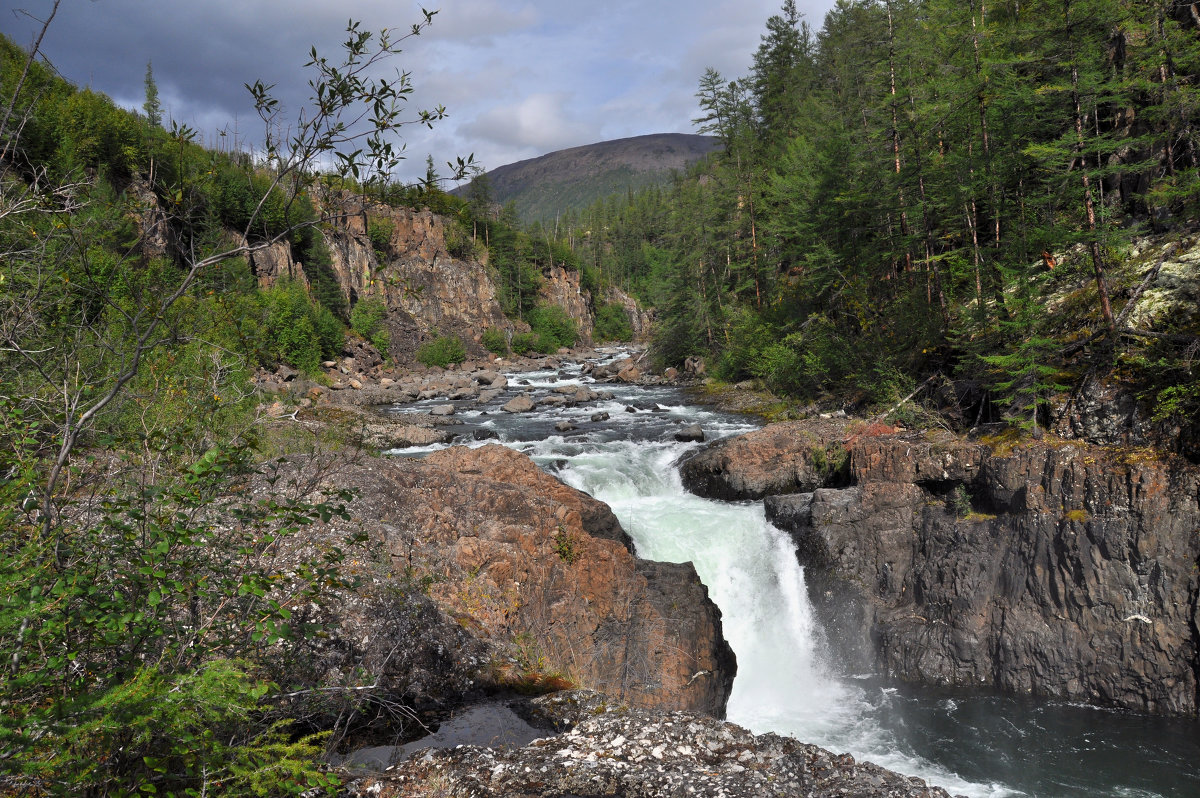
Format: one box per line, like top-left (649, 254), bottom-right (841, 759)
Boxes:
top-left (555, 421), bottom-right (576, 432)
top-left (591, 412), bottom-right (611, 423)
top-left (761, 425), bottom-right (1200, 716)
top-left (679, 419), bottom-right (849, 501)
top-left (502, 395), bottom-right (536, 414)
top-left (373, 691), bottom-right (954, 798)
top-left (430, 404), bottom-right (456, 417)
top-left (675, 424), bottom-right (705, 443)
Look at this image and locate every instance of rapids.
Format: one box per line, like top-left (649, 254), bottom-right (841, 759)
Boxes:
top-left (386, 351), bottom-right (1200, 798)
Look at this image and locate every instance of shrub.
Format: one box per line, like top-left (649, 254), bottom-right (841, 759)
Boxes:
top-left (261, 279), bottom-right (345, 373)
top-left (350, 297), bottom-right (390, 357)
top-left (527, 304), bottom-right (577, 350)
top-left (367, 217), bottom-right (394, 259)
top-left (510, 331), bottom-right (556, 356)
top-left (593, 302), bottom-right (633, 343)
top-left (481, 327), bottom-right (508, 355)
top-left (0, 436), bottom-right (356, 795)
top-left (417, 333), bottom-right (466, 367)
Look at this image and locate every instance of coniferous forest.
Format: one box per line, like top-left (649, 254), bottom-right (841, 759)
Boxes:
top-left (547, 0), bottom-right (1200, 436)
top-left (3, 0), bottom-right (1200, 794)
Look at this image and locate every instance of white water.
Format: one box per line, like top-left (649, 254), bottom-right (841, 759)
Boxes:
top-left (525, 435), bottom-right (1018, 798)
top-left (390, 355), bottom-right (1196, 798)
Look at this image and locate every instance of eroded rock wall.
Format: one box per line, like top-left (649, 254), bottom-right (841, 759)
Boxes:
top-left (762, 430), bottom-right (1200, 715)
top-left (322, 198), bottom-right (511, 359)
top-left (330, 444), bottom-right (735, 716)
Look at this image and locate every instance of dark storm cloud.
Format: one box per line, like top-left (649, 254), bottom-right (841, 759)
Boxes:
top-left (3, 0), bottom-right (834, 182)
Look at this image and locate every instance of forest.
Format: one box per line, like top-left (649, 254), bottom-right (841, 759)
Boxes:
top-left (544, 0), bottom-right (1200, 436)
top-left (0, 11), bottom-right (627, 794)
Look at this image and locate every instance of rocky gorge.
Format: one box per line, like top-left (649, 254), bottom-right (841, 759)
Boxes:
top-left (680, 417), bottom-right (1200, 717)
top-left (245, 347), bottom-right (1200, 796)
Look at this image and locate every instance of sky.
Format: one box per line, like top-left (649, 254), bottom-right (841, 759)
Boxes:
top-left (2, 0), bottom-right (835, 184)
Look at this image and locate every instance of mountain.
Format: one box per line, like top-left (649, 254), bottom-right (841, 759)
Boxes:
top-left (455, 133), bottom-right (721, 224)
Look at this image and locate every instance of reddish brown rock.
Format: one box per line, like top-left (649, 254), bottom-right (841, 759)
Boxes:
top-left (332, 445), bottom-right (734, 716)
top-left (680, 420), bottom-right (850, 500)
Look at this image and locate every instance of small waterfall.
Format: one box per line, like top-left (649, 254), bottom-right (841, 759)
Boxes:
top-left (389, 354), bottom-right (1198, 798)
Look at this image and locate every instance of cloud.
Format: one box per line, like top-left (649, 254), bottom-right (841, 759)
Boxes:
top-left (462, 92), bottom-right (591, 152)
top-left (2, 0), bottom-right (837, 182)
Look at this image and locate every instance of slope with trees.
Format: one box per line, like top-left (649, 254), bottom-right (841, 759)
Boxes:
top-left (554, 0), bottom-right (1200, 451)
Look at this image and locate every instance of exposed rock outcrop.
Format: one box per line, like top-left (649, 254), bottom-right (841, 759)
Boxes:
top-left (322, 199), bottom-right (510, 360)
top-left (761, 427), bottom-right (1200, 715)
top-left (679, 419), bottom-right (851, 500)
top-left (321, 444), bottom-right (734, 717)
top-left (539, 262), bottom-right (594, 345)
top-left (361, 690), bottom-right (957, 798)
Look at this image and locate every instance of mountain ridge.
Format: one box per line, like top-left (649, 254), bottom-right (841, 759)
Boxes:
top-left (455, 133), bottom-right (721, 223)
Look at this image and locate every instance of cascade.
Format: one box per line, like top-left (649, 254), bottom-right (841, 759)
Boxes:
top-left (389, 352), bottom-right (1199, 798)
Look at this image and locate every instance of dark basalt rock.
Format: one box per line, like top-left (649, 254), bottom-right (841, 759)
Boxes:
top-left (766, 428), bottom-right (1200, 716)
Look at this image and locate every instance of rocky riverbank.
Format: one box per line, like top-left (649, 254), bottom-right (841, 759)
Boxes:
top-left (680, 419), bottom-right (1200, 716)
top-left (346, 691), bottom-right (957, 798)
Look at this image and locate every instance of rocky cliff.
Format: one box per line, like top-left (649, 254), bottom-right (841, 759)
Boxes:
top-left (295, 443), bottom-right (735, 718)
top-left (683, 424), bottom-right (1200, 716)
top-left (322, 198), bottom-right (511, 359)
top-left (239, 194), bottom-right (650, 358)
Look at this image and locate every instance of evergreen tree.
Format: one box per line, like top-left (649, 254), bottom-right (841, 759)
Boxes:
top-left (142, 59), bottom-right (161, 128)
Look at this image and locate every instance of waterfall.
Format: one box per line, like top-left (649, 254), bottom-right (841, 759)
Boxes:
top-left (389, 354), bottom-right (1198, 798)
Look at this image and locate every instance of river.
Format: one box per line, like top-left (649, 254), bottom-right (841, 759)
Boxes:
top-left (388, 351), bottom-right (1200, 798)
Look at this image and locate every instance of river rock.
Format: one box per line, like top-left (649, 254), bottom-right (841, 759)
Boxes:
top-left (373, 690), bottom-right (955, 798)
top-left (554, 421), bottom-right (576, 432)
top-left (430, 404), bottom-right (456, 417)
top-left (680, 420), bottom-right (850, 500)
top-left (345, 445), bottom-right (733, 716)
top-left (502, 395), bottom-right (536, 413)
top-left (767, 428), bottom-right (1200, 716)
top-left (591, 412), bottom-right (610, 422)
top-left (675, 423), bottom-right (706, 443)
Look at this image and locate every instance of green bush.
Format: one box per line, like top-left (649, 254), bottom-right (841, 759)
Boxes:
top-left (481, 327), bottom-right (508, 355)
top-left (527, 304), bottom-right (577, 350)
top-left (510, 331), bottom-right (551, 356)
top-left (367, 218), bottom-right (394, 259)
top-left (593, 302), bottom-right (633, 342)
top-left (261, 279), bottom-right (345, 373)
top-left (350, 297), bottom-right (390, 357)
top-left (416, 333), bottom-right (466, 367)
top-left (0, 435), bottom-right (355, 795)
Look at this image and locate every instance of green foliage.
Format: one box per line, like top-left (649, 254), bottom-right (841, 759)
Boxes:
top-left (949, 485), bottom-right (972, 519)
top-left (593, 302), bottom-right (633, 342)
top-left (0, 432), bottom-right (356, 795)
top-left (527, 304), bottom-right (578, 350)
top-left (511, 331), bottom-right (551, 356)
top-left (261, 279), bottom-right (345, 374)
top-left (481, 327), bottom-right (508, 355)
top-left (350, 297), bottom-right (390, 357)
top-left (416, 333), bottom-right (466, 367)
top-left (367, 217), bottom-right (394, 259)
top-left (552, 526), bottom-right (581, 565)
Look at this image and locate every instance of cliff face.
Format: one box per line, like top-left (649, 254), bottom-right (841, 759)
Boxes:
top-left (332, 444), bottom-right (735, 716)
top-left (538, 263), bottom-right (595, 346)
top-left (322, 199), bottom-right (511, 358)
top-left (241, 196), bottom-right (648, 355)
top-left (683, 423), bottom-right (1200, 716)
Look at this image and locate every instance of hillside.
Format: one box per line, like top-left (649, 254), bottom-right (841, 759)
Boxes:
top-left (454, 133), bottom-right (721, 223)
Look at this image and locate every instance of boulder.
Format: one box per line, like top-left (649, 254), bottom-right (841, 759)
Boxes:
top-left (675, 424), bottom-right (705, 443)
top-left (502, 395), bottom-right (536, 414)
top-left (679, 420), bottom-right (849, 501)
top-left (349, 445), bottom-right (734, 715)
top-left (430, 404), bottom-right (456, 417)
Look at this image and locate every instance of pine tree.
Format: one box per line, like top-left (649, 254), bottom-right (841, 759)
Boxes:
top-left (142, 60), bottom-right (161, 128)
